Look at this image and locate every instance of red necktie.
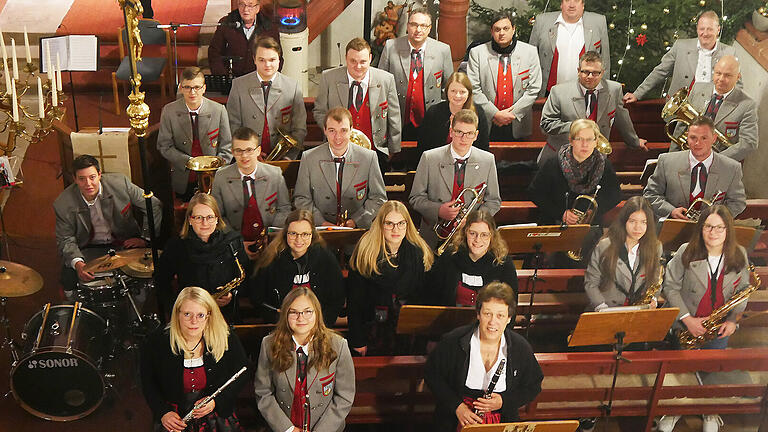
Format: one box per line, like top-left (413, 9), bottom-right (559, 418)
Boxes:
top-left (704, 94), bottom-right (723, 120)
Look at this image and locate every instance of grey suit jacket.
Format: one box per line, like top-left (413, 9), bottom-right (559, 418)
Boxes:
top-left (211, 163), bottom-right (291, 232)
top-left (157, 97), bottom-right (233, 193)
top-left (528, 11), bottom-right (610, 97)
top-left (378, 36), bottom-right (454, 125)
top-left (670, 82), bottom-right (758, 162)
top-left (227, 71), bottom-right (307, 159)
top-left (54, 173), bottom-right (163, 266)
top-left (643, 151), bottom-right (746, 219)
top-left (467, 41), bottom-right (542, 138)
top-left (254, 333), bottom-right (355, 432)
top-left (663, 243), bottom-right (750, 326)
top-left (313, 66), bottom-right (402, 155)
top-left (633, 39), bottom-right (735, 100)
top-left (293, 143), bottom-right (386, 229)
top-left (409, 144), bottom-right (501, 247)
top-left (584, 237), bottom-right (662, 310)
top-left (540, 79), bottom-right (639, 162)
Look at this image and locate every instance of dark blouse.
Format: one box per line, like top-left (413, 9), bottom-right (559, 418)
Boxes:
top-left (427, 247), bottom-right (518, 306)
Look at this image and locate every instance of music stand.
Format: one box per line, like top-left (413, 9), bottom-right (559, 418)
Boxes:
top-left (461, 420), bottom-right (579, 432)
top-left (395, 305), bottom-right (476, 337)
top-left (318, 228), bottom-right (366, 251)
top-left (499, 225), bottom-right (592, 338)
top-left (568, 308), bottom-right (679, 417)
top-left (659, 219), bottom-right (756, 252)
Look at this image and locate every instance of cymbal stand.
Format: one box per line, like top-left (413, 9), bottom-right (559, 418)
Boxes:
top-left (1, 295), bottom-right (20, 398)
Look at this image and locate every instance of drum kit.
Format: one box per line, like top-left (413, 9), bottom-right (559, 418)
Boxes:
top-left (1, 248), bottom-right (161, 421)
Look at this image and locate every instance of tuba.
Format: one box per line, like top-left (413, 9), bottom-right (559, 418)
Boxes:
top-left (678, 265), bottom-right (760, 349)
top-left (186, 155), bottom-right (225, 194)
top-left (633, 257), bottom-right (665, 306)
top-left (566, 185), bottom-right (601, 261)
top-left (349, 128), bottom-right (372, 150)
top-left (662, 88), bottom-right (733, 152)
top-left (684, 190), bottom-right (723, 222)
top-left (265, 128), bottom-right (299, 161)
top-left (435, 183), bottom-right (488, 256)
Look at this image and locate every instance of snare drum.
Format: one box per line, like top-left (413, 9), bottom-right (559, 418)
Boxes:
top-left (10, 303), bottom-right (108, 421)
top-left (75, 277), bottom-right (124, 305)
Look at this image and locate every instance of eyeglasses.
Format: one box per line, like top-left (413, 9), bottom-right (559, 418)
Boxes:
top-left (703, 224), bottom-right (727, 233)
top-left (238, 2), bottom-right (260, 10)
top-left (578, 70), bottom-right (602, 77)
top-left (190, 215), bottom-right (218, 223)
top-left (287, 231), bottom-right (312, 240)
top-left (452, 128), bottom-right (477, 139)
top-left (181, 312), bottom-right (209, 321)
top-left (288, 309), bottom-right (314, 319)
top-left (467, 230), bottom-right (491, 240)
top-left (572, 137), bottom-right (596, 144)
top-left (233, 147), bottom-right (258, 156)
top-left (383, 220), bottom-right (407, 231)
top-left (181, 85), bottom-right (204, 93)
top-left (407, 22), bottom-right (431, 30)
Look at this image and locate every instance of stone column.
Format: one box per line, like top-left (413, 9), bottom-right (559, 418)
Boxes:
top-left (438, 0), bottom-right (469, 68)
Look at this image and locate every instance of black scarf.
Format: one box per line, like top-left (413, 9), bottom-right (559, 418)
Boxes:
top-left (185, 229), bottom-right (232, 263)
top-left (558, 144), bottom-right (605, 194)
top-left (491, 36), bottom-right (517, 55)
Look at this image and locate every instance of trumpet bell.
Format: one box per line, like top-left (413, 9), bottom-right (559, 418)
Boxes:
top-left (266, 128), bottom-right (299, 161)
top-left (596, 132), bottom-right (612, 155)
top-left (186, 155), bottom-right (225, 194)
top-left (349, 129), bottom-right (372, 150)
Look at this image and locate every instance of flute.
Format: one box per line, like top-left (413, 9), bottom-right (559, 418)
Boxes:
top-left (182, 366), bottom-right (248, 423)
top-left (475, 359), bottom-right (506, 415)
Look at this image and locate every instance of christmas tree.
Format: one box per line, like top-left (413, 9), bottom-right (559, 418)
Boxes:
top-left (469, 0), bottom-right (764, 97)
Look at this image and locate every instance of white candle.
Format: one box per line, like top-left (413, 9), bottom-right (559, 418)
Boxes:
top-left (56, 53), bottom-right (62, 91)
top-left (11, 80), bottom-right (18, 122)
top-left (37, 76), bottom-right (44, 117)
top-left (3, 58), bottom-right (10, 95)
top-left (51, 68), bottom-right (57, 105)
top-left (10, 38), bottom-right (18, 80)
top-left (23, 26), bottom-right (31, 63)
top-left (0, 28), bottom-right (7, 63)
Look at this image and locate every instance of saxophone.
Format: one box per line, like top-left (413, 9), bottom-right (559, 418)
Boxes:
top-left (633, 257), bottom-right (666, 306)
top-left (678, 264), bottom-right (760, 349)
top-left (212, 244), bottom-right (246, 300)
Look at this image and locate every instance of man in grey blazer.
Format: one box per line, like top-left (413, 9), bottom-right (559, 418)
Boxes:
top-left (227, 36), bottom-right (307, 160)
top-left (54, 155), bottom-right (162, 290)
top-left (624, 11), bottom-right (734, 103)
top-left (540, 51), bottom-right (646, 163)
top-left (294, 107), bottom-right (386, 229)
top-left (212, 127), bottom-right (291, 258)
top-left (468, 11), bottom-right (542, 141)
top-left (643, 116), bottom-right (746, 220)
top-left (313, 38), bottom-right (401, 169)
top-left (378, 7), bottom-right (453, 140)
top-left (671, 56), bottom-right (758, 162)
top-left (157, 67), bottom-right (233, 198)
top-left (528, 0), bottom-right (610, 96)
top-left (409, 109), bottom-right (501, 248)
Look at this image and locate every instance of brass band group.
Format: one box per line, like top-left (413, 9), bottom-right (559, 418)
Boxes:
top-left (48, 1), bottom-right (762, 431)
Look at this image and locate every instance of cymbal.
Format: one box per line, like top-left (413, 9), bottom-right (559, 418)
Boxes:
top-left (0, 261), bottom-right (43, 297)
top-left (121, 249), bottom-right (159, 278)
top-left (83, 248), bottom-right (153, 273)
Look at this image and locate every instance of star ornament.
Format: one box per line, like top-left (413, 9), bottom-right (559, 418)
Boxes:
top-left (635, 33), bottom-right (647, 46)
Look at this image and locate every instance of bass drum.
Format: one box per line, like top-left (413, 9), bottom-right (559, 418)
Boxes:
top-left (10, 303), bottom-right (108, 421)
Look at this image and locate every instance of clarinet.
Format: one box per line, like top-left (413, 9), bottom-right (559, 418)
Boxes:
top-left (302, 396), bottom-right (310, 432)
top-left (475, 359), bottom-right (506, 415)
top-left (182, 366), bottom-right (248, 423)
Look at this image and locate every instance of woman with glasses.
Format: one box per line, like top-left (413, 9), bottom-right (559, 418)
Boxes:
top-left (254, 287), bottom-right (355, 432)
top-left (140, 286), bottom-right (248, 432)
top-left (347, 201), bottom-right (434, 355)
top-left (155, 193), bottom-right (250, 323)
top-left (656, 205), bottom-right (751, 431)
top-left (426, 210), bottom-right (517, 307)
top-left (251, 209), bottom-right (344, 326)
top-left (528, 119), bottom-right (621, 226)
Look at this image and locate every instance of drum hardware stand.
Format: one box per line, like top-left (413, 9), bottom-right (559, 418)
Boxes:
top-left (524, 243), bottom-right (545, 339)
top-left (118, 275), bottom-right (143, 325)
top-left (0, 295), bottom-right (20, 365)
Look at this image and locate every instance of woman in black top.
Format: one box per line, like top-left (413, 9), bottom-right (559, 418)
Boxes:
top-left (347, 200), bottom-right (434, 356)
top-left (528, 119), bottom-right (621, 226)
top-left (417, 72), bottom-right (489, 157)
top-left (155, 193), bottom-right (250, 323)
top-left (428, 210), bottom-right (517, 306)
top-left (251, 209), bottom-right (345, 326)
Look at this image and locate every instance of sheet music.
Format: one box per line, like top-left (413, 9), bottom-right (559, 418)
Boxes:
top-left (41, 37), bottom-right (69, 74)
top-left (67, 35), bottom-right (98, 71)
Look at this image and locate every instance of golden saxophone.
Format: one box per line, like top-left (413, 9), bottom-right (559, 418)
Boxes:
top-left (662, 88), bottom-right (733, 152)
top-left (678, 264), bottom-right (760, 350)
top-left (265, 128), bottom-right (299, 161)
top-left (212, 244), bottom-right (246, 300)
top-left (566, 185), bottom-right (601, 261)
top-left (435, 183), bottom-right (488, 256)
top-left (633, 258), bottom-right (665, 306)
top-left (684, 190), bottom-right (723, 222)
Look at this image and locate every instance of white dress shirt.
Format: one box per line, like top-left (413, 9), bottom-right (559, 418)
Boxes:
top-left (555, 14), bottom-right (585, 85)
top-left (688, 150), bottom-right (714, 197)
top-left (347, 70), bottom-right (370, 106)
top-left (465, 328), bottom-right (507, 392)
top-left (695, 41), bottom-right (718, 84)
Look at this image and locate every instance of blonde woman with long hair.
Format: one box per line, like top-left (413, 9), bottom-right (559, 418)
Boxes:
top-left (140, 287), bottom-right (248, 432)
top-left (254, 288), bottom-right (355, 432)
top-left (347, 200), bottom-right (434, 356)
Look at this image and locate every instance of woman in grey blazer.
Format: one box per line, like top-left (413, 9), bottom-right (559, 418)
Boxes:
top-left (584, 196), bottom-right (663, 311)
top-left (254, 288), bottom-right (355, 432)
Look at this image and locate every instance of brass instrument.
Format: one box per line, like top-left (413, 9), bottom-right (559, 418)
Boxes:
top-left (265, 128), bottom-right (299, 161)
top-left (633, 258), bottom-right (665, 306)
top-left (596, 131), bottom-right (612, 155)
top-left (349, 128), bottom-right (372, 150)
top-left (684, 190), bottom-right (723, 222)
top-left (212, 244), bottom-right (245, 300)
top-left (662, 88), bottom-right (733, 152)
top-left (186, 155), bottom-right (225, 194)
top-left (678, 264), bottom-right (760, 349)
top-left (566, 185), bottom-right (601, 261)
top-left (336, 209), bottom-right (349, 227)
top-left (435, 183), bottom-right (488, 256)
